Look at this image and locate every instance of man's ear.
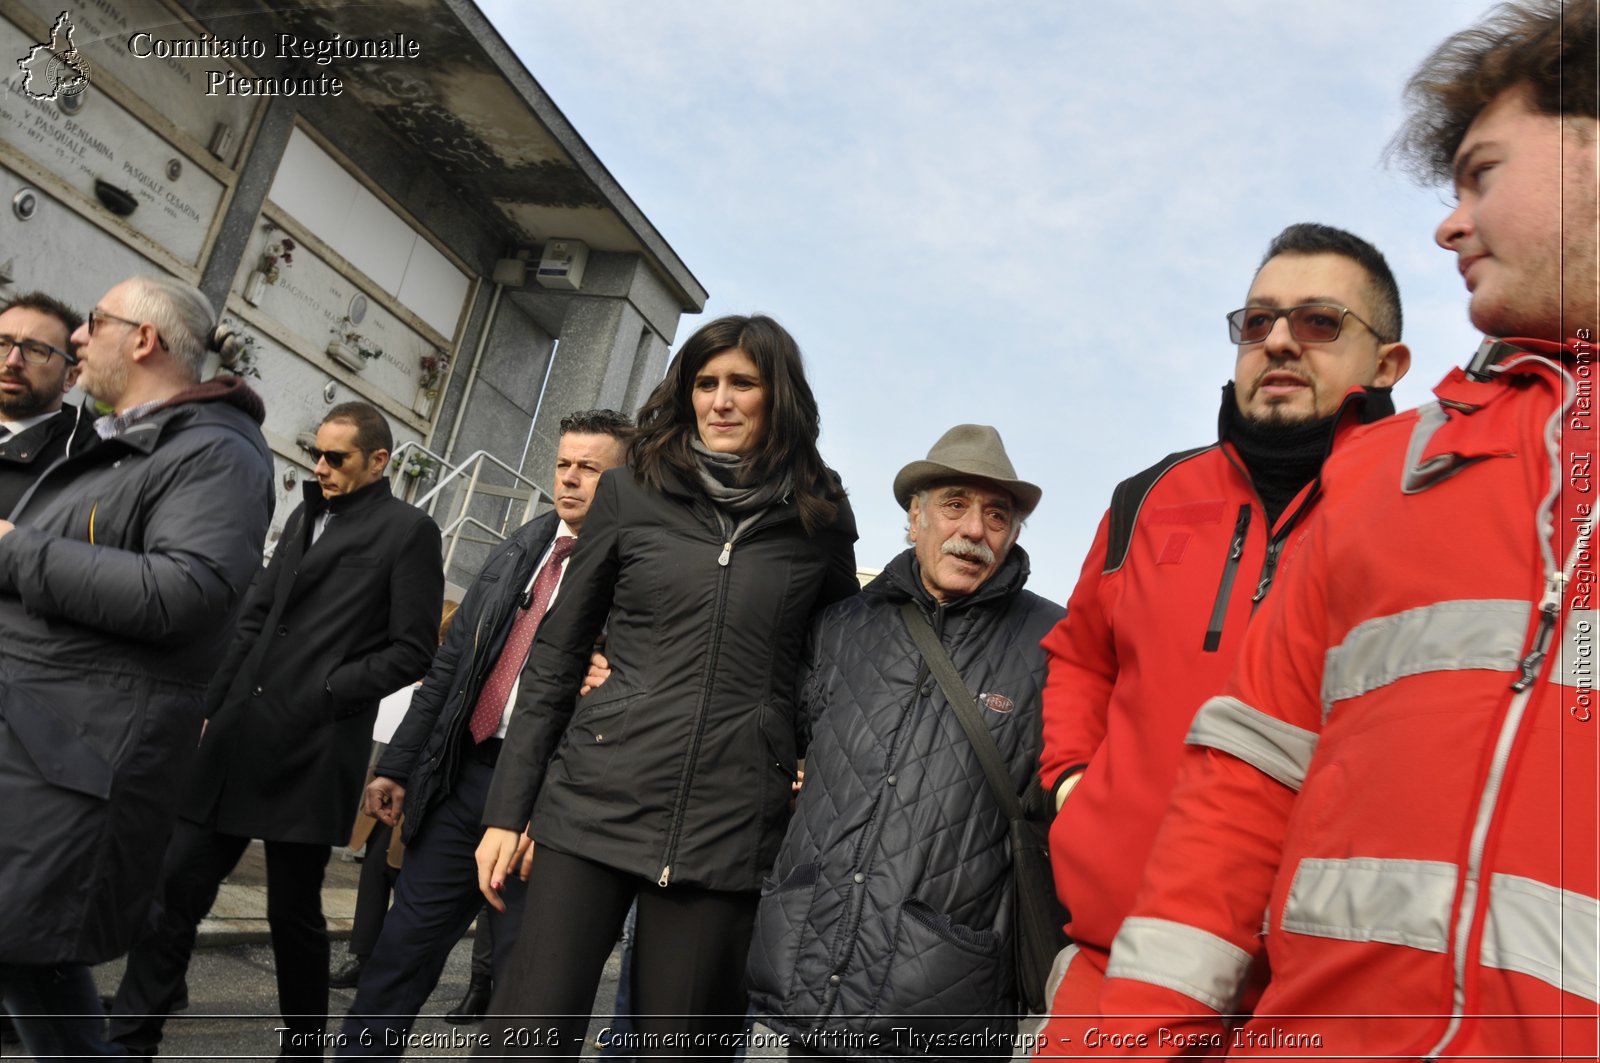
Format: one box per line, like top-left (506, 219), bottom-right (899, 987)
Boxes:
top-left (63, 362), bottom-right (82, 393)
top-left (1374, 341), bottom-right (1411, 388)
top-left (905, 496), bottom-right (922, 546)
top-left (367, 447), bottom-right (391, 476)
top-left (127, 323), bottom-right (163, 364)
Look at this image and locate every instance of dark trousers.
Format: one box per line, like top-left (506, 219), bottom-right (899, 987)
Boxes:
top-left (338, 756), bottom-right (526, 1060)
top-left (0, 962), bottom-right (122, 1061)
top-left (108, 821), bottom-right (331, 1055)
top-left (476, 847), bottom-right (758, 1061)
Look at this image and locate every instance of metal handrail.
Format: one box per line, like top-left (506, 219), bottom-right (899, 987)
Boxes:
top-left (437, 516), bottom-right (517, 572)
top-left (388, 441), bottom-right (554, 570)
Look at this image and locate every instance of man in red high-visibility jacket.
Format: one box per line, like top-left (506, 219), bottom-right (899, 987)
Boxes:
top-left (1080, 4), bottom-right (1599, 1059)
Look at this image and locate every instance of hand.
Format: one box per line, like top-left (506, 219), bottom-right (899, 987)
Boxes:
top-left (0, 519), bottom-right (12, 539)
top-left (477, 826), bottom-right (523, 912)
top-left (364, 777), bottom-right (406, 826)
top-left (515, 827), bottom-right (536, 881)
top-left (579, 651), bottom-right (612, 696)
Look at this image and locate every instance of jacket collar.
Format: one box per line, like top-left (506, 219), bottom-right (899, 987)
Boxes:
top-left (1215, 381), bottom-right (1395, 446)
top-left (303, 475), bottom-right (393, 517)
top-left (872, 543), bottom-right (1032, 616)
top-left (102, 377), bottom-right (268, 456)
top-left (657, 463), bottom-right (803, 532)
top-left (1407, 338), bottom-right (1586, 484)
top-left (1212, 383), bottom-right (1393, 536)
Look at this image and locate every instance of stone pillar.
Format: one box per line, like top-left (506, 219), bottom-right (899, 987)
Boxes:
top-left (519, 252), bottom-right (685, 481)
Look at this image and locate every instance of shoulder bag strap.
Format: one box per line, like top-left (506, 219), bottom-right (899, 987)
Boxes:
top-left (899, 600), bottom-right (1024, 823)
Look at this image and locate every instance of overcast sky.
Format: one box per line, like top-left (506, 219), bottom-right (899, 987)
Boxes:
top-left (483, 0), bottom-right (1491, 603)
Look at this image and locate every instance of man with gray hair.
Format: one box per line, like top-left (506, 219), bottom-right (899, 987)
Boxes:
top-left (0, 274), bottom-right (274, 1059)
top-left (747, 424), bottom-right (1062, 1057)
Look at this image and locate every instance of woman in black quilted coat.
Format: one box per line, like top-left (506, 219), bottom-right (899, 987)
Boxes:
top-left (474, 315), bottom-right (858, 1059)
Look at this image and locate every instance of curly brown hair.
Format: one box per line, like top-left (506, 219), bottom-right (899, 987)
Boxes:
top-left (1391, 0), bottom-right (1598, 184)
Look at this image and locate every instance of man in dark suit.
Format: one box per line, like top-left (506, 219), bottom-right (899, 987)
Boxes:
top-left (0, 291), bottom-right (96, 516)
top-left (337, 408), bottom-right (631, 1060)
top-left (110, 401), bottom-right (444, 1059)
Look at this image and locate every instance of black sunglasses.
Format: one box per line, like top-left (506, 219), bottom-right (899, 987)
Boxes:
top-left (309, 447), bottom-right (366, 469)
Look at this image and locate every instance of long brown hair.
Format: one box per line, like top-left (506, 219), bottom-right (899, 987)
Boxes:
top-left (631, 314), bottom-right (844, 534)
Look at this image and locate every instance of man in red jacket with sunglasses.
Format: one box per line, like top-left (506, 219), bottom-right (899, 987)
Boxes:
top-left (1035, 221), bottom-right (1410, 1020)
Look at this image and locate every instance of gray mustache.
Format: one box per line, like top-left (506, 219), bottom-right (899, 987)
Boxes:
top-left (941, 538), bottom-right (995, 566)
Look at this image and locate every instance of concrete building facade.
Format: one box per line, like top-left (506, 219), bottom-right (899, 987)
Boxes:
top-left (0, 0), bottom-right (705, 580)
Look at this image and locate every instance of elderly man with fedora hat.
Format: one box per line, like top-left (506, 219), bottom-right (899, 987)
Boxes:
top-left (747, 424), bottom-right (1061, 1058)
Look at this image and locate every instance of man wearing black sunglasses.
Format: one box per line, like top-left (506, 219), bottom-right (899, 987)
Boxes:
top-left (110, 400), bottom-right (443, 1060)
top-left (1033, 222), bottom-right (1410, 1028)
top-left (0, 291), bottom-right (95, 516)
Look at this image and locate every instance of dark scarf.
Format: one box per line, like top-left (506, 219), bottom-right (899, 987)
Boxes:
top-left (1221, 400), bottom-right (1337, 528)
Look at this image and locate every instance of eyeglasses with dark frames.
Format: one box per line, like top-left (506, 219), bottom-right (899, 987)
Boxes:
top-left (1226, 304), bottom-right (1389, 346)
top-left (1, 334), bottom-right (78, 366)
top-left (87, 308), bottom-right (170, 352)
top-left (308, 447), bottom-right (367, 470)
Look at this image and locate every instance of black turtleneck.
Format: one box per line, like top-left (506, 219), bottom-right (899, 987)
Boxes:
top-left (1225, 409), bottom-right (1335, 527)
top-left (1216, 382), bottom-right (1393, 527)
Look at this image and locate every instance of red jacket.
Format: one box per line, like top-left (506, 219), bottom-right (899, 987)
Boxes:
top-left (1040, 388), bottom-right (1389, 973)
top-left (1097, 340), bottom-right (1598, 1060)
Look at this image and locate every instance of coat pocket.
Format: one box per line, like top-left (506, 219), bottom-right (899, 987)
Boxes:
top-left (874, 897), bottom-right (1005, 1024)
top-left (552, 690), bottom-right (645, 804)
top-left (748, 861), bottom-right (818, 1010)
top-left (0, 675), bottom-right (114, 799)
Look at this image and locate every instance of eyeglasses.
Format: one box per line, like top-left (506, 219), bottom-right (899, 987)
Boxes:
top-left (88, 308), bottom-right (170, 352)
top-left (1, 334), bottom-right (77, 366)
top-left (1225, 304), bottom-right (1387, 346)
top-left (309, 447), bottom-right (366, 469)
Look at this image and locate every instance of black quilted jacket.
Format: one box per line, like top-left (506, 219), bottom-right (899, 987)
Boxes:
top-left (747, 546), bottom-right (1061, 1052)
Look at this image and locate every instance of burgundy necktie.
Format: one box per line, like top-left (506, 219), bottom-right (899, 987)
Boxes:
top-left (468, 536), bottom-right (576, 743)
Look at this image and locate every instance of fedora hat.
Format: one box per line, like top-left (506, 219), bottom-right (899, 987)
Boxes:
top-left (892, 424), bottom-right (1041, 518)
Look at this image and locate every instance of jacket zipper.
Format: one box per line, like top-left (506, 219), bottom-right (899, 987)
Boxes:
top-left (1426, 359), bottom-right (1577, 1059)
top-left (1203, 505), bottom-right (1250, 651)
top-left (1427, 573), bottom-right (1560, 1058)
top-left (1251, 537), bottom-right (1285, 607)
top-left (657, 538), bottom-right (735, 886)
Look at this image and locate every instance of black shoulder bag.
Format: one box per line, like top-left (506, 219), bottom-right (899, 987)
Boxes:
top-left (899, 601), bottom-right (1068, 1015)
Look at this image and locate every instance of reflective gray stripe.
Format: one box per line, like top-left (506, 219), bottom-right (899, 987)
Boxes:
top-left (1400, 401), bottom-right (1462, 494)
top-left (1321, 600), bottom-right (1529, 718)
top-left (1106, 917), bottom-right (1253, 1012)
top-left (1548, 607), bottom-right (1598, 689)
top-left (1186, 695), bottom-right (1318, 791)
top-left (1282, 857), bottom-right (1455, 952)
top-left (1481, 873), bottom-right (1600, 1003)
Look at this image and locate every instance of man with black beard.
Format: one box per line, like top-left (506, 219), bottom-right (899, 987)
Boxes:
top-left (0, 292), bottom-right (95, 515)
top-left (1033, 223), bottom-right (1410, 1020)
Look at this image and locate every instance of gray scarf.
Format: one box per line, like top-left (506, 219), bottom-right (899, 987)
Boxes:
top-left (690, 439), bottom-right (791, 541)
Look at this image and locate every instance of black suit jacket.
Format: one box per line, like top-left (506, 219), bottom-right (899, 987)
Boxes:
top-left (184, 477), bottom-right (444, 845)
top-left (0, 402), bottom-right (97, 518)
top-left (377, 511), bottom-right (559, 843)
